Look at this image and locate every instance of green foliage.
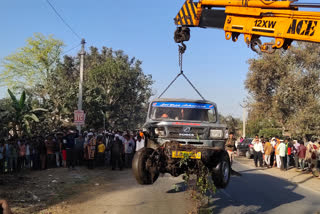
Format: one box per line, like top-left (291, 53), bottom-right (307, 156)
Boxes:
top-left (258, 128), bottom-right (282, 139)
top-left (83, 47), bottom-right (153, 130)
top-left (0, 98), bottom-right (14, 138)
top-left (179, 152), bottom-right (193, 167)
top-left (196, 165), bottom-right (216, 195)
top-left (7, 89), bottom-right (47, 136)
top-left (246, 118), bottom-right (279, 137)
top-left (179, 154), bottom-right (216, 200)
top-left (0, 33), bottom-right (64, 89)
top-left (219, 114), bottom-right (242, 137)
top-left (0, 34), bottom-right (153, 136)
top-left (246, 42), bottom-right (320, 137)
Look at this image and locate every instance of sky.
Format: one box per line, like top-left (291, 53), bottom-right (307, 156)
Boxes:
top-left (2, 0), bottom-right (312, 118)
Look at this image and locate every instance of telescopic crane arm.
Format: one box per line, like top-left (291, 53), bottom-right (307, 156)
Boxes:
top-left (174, 0), bottom-right (320, 53)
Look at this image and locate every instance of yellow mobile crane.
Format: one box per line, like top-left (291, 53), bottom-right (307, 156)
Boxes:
top-left (174, 0), bottom-right (320, 53)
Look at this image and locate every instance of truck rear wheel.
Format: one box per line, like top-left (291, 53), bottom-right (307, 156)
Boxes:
top-left (132, 148), bottom-right (159, 185)
top-left (212, 151), bottom-right (230, 189)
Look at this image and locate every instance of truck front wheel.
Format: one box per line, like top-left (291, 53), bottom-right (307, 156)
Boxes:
top-left (212, 151), bottom-right (231, 189)
top-left (132, 148), bottom-right (159, 185)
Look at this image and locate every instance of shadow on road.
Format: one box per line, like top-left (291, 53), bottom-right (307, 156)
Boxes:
top-left (166, 182), bottom-right (188, 193)
top-left (296, 176), bottom-right (314, 184)
top-left (210, 169), bottom-right (304, 213)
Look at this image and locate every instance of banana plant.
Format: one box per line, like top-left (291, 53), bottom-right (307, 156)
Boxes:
top-left (7, 89), bottom-right (47, 136)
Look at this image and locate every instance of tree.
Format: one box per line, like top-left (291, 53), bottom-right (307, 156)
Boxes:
top-left (219, 114), bottom-right (241, 137)
top-left (246, 42), bottom-right (320, 137)
top-left (84, 47), bottom-right (153, 130)
top-left (40, 55), bottom-right (79, 129)
top-left (0, 98), bottom-right (14, 138)
top-left (258, 128), bottom-right (282, 139)
top-left (1, 34), bottom-right (153, 135)
top-left (7, 89), bottom-right (47, 137)
top-left (0, 33), bottom-right (64, 89)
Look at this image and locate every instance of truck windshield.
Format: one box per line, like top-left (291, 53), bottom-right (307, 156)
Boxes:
top-left (150, 102), bottom-right (217, 122)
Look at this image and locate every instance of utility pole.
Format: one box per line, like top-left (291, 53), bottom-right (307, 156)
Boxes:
top-left (240, 100), bottom-right (248, 138)
top-left (77, 39), bottom-right (86, 133)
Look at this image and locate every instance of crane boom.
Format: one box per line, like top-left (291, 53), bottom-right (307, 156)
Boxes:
top-left (174, 0), bottom-right (320, 53)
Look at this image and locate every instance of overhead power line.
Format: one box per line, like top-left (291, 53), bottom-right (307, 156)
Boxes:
top-left (62, 43), bottom-right (82, 55)
top-left (45, 0), bottom-right (82, 40)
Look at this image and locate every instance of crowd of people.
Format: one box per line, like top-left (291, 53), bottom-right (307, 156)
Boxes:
top-left (240, 135), bottom-right (320, 176)
top-left (0, 129), bottom-right (146, 173)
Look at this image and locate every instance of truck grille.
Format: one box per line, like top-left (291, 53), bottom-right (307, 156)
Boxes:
top-left (167, 126), bottom-right (207, 139)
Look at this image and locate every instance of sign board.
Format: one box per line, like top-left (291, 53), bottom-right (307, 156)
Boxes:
top-left (74, 110), bottom-right (85, 125)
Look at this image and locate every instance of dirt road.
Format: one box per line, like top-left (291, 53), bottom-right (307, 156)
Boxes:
top-left (1, 167), bottom-right (195, 214)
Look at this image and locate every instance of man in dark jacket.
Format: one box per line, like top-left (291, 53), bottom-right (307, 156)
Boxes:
top-left (64, 130), bottom-right (77, 169)
top-left (109, 134), bottom-right (124, 170)
top-left (225, 132), bottom-right (236, 166)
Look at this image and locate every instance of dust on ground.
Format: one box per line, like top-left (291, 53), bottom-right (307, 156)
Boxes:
top-left (0, 167), bottom-right (196, 214)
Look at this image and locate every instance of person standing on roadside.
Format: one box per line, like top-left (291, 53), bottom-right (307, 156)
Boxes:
top-left (293, 140), bottom-right (300, 169)
top-left (57, 132), bottom-right (66, 168)
top-left (306, 138), bottom-right (319, 175)
top-left (286, 139), bottom-right (293, 168)
top-left (274, 138), bottom-right (281, 168)
top-left (53, 134), bottom-right (61, 167)
top-left (31, 138), bottom-right (40, 170)
top-left (252, 135), bottom-right (264, 167)
top-left (87, 133), bottom-right (97, 169)
top-left (109, 134), bottom-right (124, 170)
top-left (39, 137), bottom-right (47, 170)
top-left (135, 135), bottom-right (145, 152)
top-left (18, 140), bottom-right (26, 171)
top-left (0, 141), bottom-right (4, 174)
top-left (277, 139), bottom-right (287, 171)
top-left (45, 135), bottom-right (55, 168)
top-left (297, 140), bottom-right (307, 171)
top-left (260, 136), bottom-right (266, 165)
top-left (225, 132), bottom-right (236, 166)
top-left (96, 135), bottom-right (105, 167)
top-left (25, 140), bottom-right (31, 168)
top-left (11, 142), bottom-right (19, 172)
top-left (4, 140), bottom-right (12, 173)
top-left (74, 133), bottom-right (85, 166)
top-left (64, 130), bottom-right (76, 170)
top-left (270, 137), bottom-right (277, 167)
top-left (316, 141), bottom-right (320, 178)
top-left (124, 134), bottom-right (135, 168)
top-left (264, 138), bottom-right (273, 168)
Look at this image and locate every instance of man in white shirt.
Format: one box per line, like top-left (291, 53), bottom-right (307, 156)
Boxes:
top-left (271, 137), bottom-right (276, 147)
top-left (135, 135), bottom-right (145, 152)
top-left (252, 135), bottom-right (264, 167)
top-left (124, 135), bottom-right (135, 168)
top-left (277, 139), bottom-right (287, 171)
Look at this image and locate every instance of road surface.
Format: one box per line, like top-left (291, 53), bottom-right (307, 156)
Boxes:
top-left (40, 161), bottom-right (320, 214)
top-left (41, 170), bottom-right (195, 214)
top-left (212, 161), bottom-right (320, 214)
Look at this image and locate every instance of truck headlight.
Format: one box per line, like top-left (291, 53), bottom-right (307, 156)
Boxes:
top-left (210, 129), bottom-right (223, 139)
top-left (155, 128), bottom-right (165, 137)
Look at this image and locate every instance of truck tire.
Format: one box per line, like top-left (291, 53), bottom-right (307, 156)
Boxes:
top-left (246, 151), bottom-right (251, 159)
top-left (212, 151), bottom-right (230, 189)
top-left (132, 148), bottom-right (159, 185)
